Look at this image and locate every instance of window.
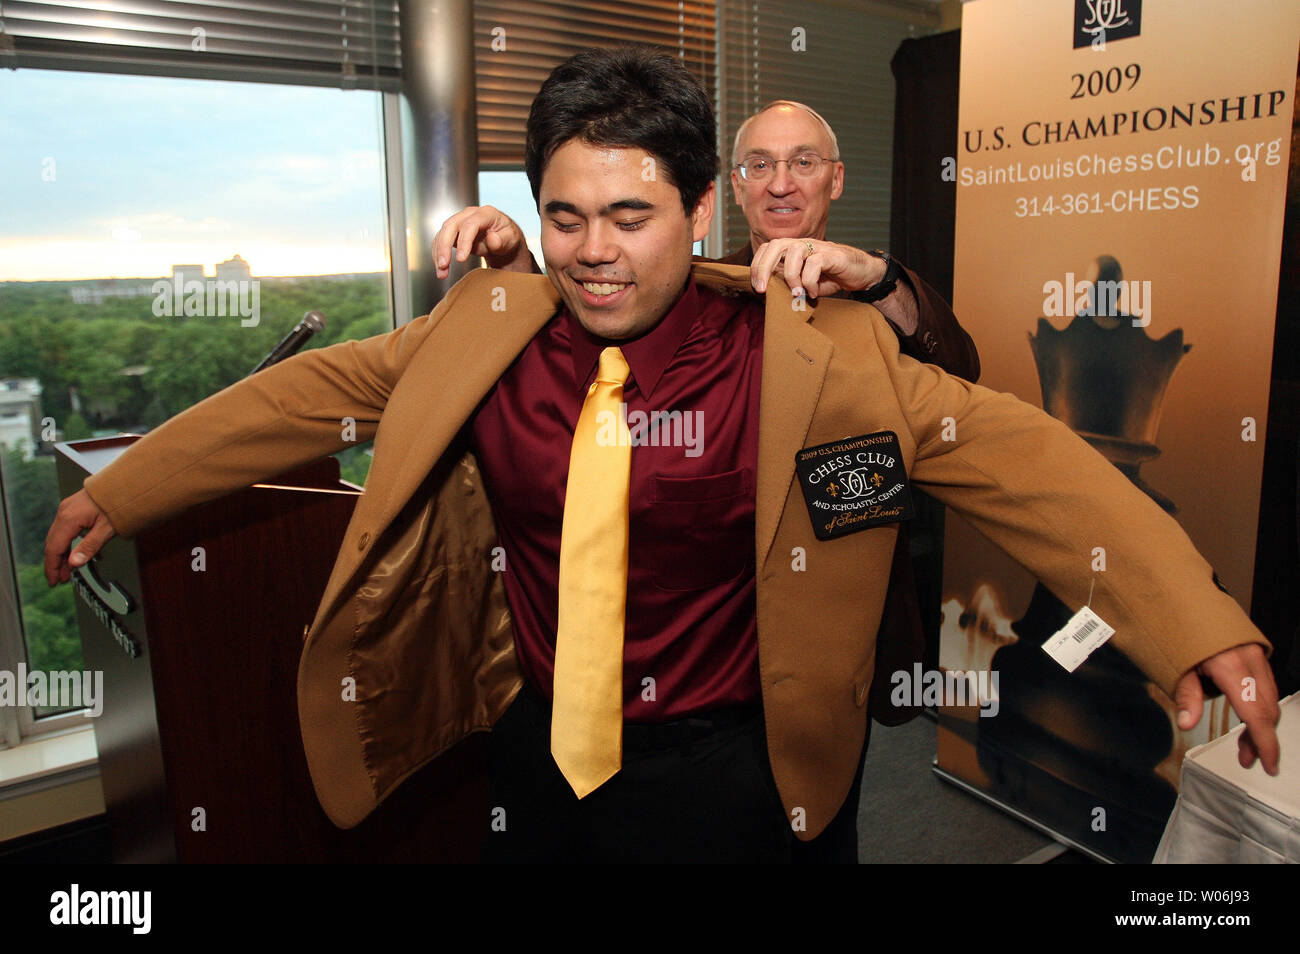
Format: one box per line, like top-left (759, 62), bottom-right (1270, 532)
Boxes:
top-left (0, 67), bottom-right (392, 742)
top-left (478, 171), bottom-right (544, 271)
top-left (716, 0), bottom-right (940, 254)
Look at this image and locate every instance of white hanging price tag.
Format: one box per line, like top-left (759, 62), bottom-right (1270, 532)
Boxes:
top-left (1042, 606), bottom-right (1115, 672)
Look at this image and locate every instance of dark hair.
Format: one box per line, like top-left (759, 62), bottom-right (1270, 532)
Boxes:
top-left (524, 46), bottom-right (718, 215)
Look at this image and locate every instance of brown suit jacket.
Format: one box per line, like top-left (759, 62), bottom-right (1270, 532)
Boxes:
top-left (707, 244), bottom-right (978, 726)
top-left (82, 264), bottom-right (1267, 839)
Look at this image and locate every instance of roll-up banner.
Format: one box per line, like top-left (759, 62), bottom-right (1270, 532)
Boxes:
top-left (938, 0), bottom-right (1299, 862)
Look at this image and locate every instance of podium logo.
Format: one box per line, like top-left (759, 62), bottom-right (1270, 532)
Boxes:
top-left (0, 665), bottom-right (103, 717)
top-left (50, 884), bottom-right (151, 934)
top-left (1074, 0), bottom-right (1141, 49)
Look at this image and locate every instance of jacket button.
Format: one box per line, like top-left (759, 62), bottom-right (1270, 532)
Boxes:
top-left (358, 531), bottom-right (371, 549)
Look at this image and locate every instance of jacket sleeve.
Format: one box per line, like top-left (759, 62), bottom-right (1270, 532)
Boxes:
top-left (893, 264), bottom-right (981, 382)
top-left (864, 312), bottom-right (1267, 700)
top-left (81, 274), bottom-right (479, 539)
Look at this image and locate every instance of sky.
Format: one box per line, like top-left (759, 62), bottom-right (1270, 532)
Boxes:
top-left (0, 67), bottom-right (700, 282)
top-left (1, 68), bottom-right (395, 280)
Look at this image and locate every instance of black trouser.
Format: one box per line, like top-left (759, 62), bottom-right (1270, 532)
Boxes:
top-left (481, 685), bottom-right (794, 863)
top-left (790, 720), bottom-right (872, 864)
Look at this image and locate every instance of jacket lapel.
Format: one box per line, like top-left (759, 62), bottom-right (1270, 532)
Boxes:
top-left (313, 270), bottom-right (560, 629)
top-left (378, 273), bottom-right (560, 531)
top-left (754, 277), bottom-right (833, 569)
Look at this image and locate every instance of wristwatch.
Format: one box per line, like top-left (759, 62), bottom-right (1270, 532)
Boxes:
top-left (855, 249), bottom-right (901, 303)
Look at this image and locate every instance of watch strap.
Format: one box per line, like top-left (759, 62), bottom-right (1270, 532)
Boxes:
top-left (855, 250), bottom-right (901, 304)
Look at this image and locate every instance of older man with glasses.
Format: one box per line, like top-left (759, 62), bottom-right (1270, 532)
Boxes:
top-left (722, 100), bottom-right (977, 380)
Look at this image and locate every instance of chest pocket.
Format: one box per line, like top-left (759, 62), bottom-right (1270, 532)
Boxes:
top-left (641, 468), bottom-right (755, 591)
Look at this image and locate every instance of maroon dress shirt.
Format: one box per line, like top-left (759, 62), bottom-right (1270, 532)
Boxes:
top-left (469, 279), bottom-right (766, 722)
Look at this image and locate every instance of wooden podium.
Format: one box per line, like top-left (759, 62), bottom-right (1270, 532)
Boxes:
top-left (56, 436), bottom-right (489, 863)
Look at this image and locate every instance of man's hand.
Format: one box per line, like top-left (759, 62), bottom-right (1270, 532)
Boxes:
top-left (749, 238), bottom-right (919, 335)
top-left (750, 237), bottom-right (880, 298)
top-left (44, 489), bottom-right (117, 586)
top-left (1175, 643), bottom-right (1281, 775)
top-left (432, 206), bottom-right (539, 278)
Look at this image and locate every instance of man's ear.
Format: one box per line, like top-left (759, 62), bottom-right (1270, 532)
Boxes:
top-left (691, 180), bottom-right (716, 242)
top-left (728, 168), bottom-right (745, 207)
top-left (830, 161), bottom-right (845, 201)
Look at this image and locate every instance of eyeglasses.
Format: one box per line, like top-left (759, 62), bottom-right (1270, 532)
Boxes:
top-left (734, 153), bottom-right (837, 181)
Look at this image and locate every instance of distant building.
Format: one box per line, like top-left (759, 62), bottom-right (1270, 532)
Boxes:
top-left (69, 281), bottom-right (154, 305)
top-left (216, 254), bottom-right (251, 282)
top-left (0, 378), bottom-right (44, 459)
top-left (172, 264), bottom-right (206, 287)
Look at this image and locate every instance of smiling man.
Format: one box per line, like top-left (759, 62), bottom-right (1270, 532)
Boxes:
top-left (723, 101), bottom-right (975, 368)
top-left (47, 46), bottom-right (1280, 865)
top-left (437, 98), bottom-right (980, 861)
top-left (436, 96), bottom-right (980, 860)
top-left (538, 139), bottom-right (712, 340)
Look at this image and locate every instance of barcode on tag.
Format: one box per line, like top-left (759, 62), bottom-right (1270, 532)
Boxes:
top-left (1042, 606), bottom-right (1115, 672)
top-left (1071, 617), bottom-right (1100, 643)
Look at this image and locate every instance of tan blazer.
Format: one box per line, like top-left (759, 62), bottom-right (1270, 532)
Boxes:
top-left (83, 263), bottom-right (1267, 839)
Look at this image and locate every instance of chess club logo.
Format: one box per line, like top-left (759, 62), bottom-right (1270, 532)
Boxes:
top-left (1073, 0), bottom-right (1142, 49)
top-left (794, 432), bottom-right (915, 541)
top-left (826, 467), bottom-right (886, 502)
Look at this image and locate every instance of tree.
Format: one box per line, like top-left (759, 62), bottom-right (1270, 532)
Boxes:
top-left (1, 446), bottom-right (61, 565)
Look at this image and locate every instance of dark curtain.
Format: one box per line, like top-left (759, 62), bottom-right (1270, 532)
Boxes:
top-left (1248, 64), bottom-right (1299, 696)
top-left (889, 30), bottom-right (961, 301)
top-left (888, 30), bottom-right (962, 669)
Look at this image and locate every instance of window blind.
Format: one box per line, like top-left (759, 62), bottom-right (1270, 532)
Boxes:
top-left (472, 0), bottom-right (716, 169)
top-left (0, 0), bottom-right (401, 90)
top-left (717, 0), bottom-right (939, 254)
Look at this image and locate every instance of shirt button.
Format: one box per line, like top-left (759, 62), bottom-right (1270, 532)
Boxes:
top-left (358, 531), bottom-right (371, 550)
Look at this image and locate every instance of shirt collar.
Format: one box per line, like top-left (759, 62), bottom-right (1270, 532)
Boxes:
top-left (717, 244), bottom-right (755, 266)
top-left (566, 278), bottom-right (702, 401)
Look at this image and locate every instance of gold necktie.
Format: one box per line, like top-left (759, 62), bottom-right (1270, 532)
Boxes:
top-left (552, 346), bottom-right (631, 798)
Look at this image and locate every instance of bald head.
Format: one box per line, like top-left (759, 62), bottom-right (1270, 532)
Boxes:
top-left (731, 100), bottom-right (840, 165)
top-left (728, 101), bottom-right (845, 248)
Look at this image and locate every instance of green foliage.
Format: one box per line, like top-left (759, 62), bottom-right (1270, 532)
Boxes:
top-left (0, 275), bottom-right (391, 676)
top-left (2, 451), bottom-right (83, 672)
top-left (14, 580), bottom-right (82, 674)
top-left (1, 446), bottom-right (60, 565)
top-left (335, 443), bottom-right (374, 488)
top-left (61, 413), bottom-right (92, 440)
top-left (0, 275), bottom-right (391, 427)
top-left (8, 562), bottom-right (82, 677)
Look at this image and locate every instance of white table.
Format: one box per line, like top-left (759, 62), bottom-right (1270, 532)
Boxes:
top-left (1155, 692), bottom-right (1299, 863)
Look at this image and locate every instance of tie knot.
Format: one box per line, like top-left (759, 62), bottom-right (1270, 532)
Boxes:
top-left (595, 346), bottom-right (630, 386)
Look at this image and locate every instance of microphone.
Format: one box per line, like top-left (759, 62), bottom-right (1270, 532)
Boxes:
top-left (250, 311), bottom-right (326, 374)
